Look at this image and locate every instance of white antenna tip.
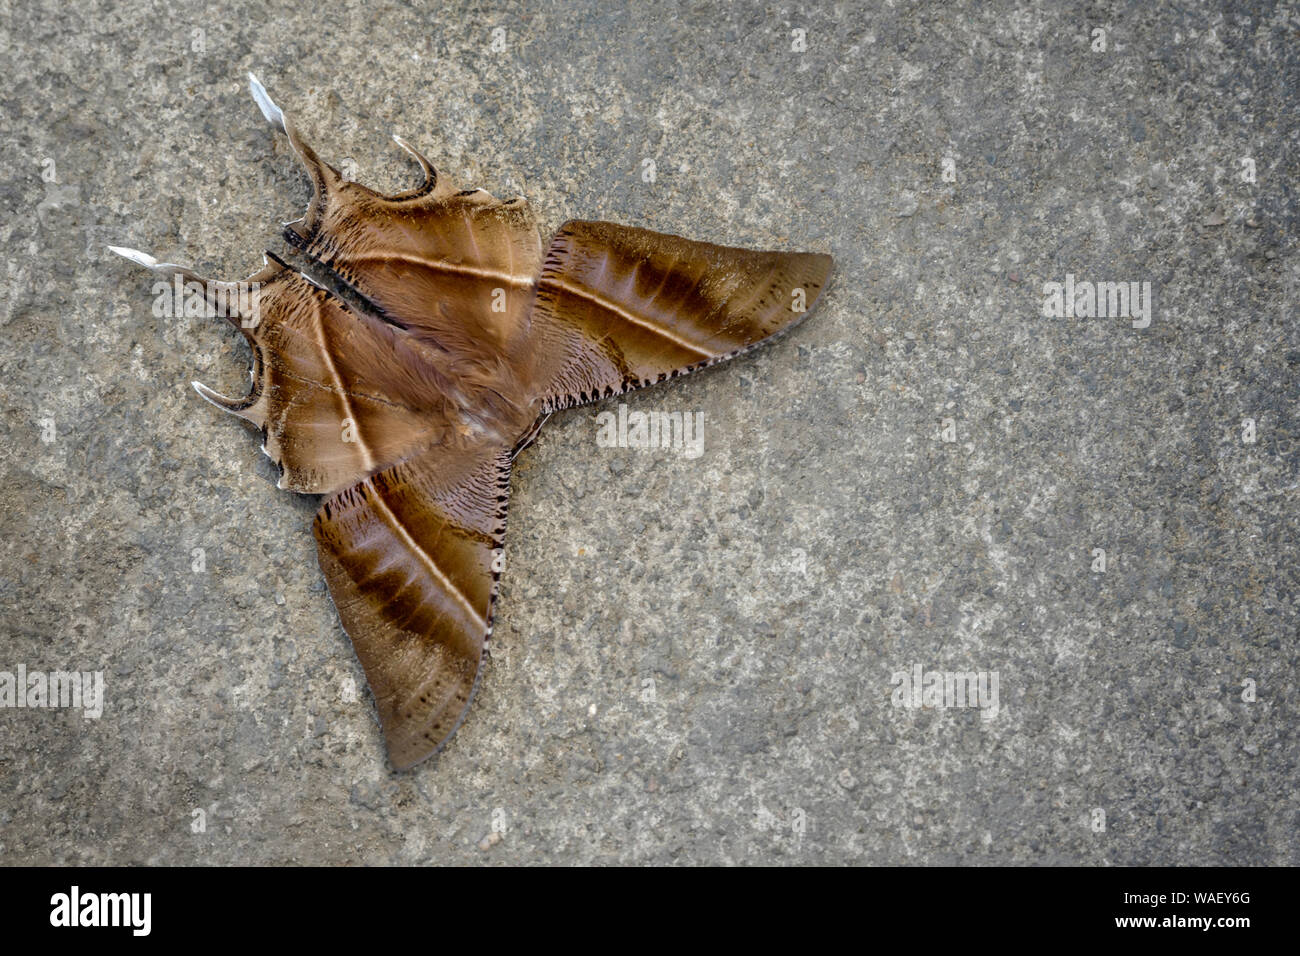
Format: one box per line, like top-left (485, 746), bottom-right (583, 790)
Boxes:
top-left (247, 72), bottom-right (284, 129)
top-left (106, 246), bottom-right (158, 269)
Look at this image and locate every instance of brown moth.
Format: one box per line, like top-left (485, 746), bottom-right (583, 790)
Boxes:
top-left (112, 75), bottom-right (833, 770)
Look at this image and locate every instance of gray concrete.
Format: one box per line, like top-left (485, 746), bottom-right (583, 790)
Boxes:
top-left (1, 0), bottom-right (1296, 865)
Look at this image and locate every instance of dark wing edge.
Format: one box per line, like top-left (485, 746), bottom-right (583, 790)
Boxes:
top-left (312, 441), bottom-right (513, 770)
top-left (529, 220), bottom-right (834, 412)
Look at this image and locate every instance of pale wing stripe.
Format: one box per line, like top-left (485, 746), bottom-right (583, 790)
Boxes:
top-left (539, 274), bottom-right (714, 358)
top-left (351, 252), bottom-right (533, 289)
top-left (367, 486), bottom-right (485, 632)
top-left (311, 298), bottom-right (376, 472)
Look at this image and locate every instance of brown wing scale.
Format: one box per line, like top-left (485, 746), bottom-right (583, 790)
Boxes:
top-left (214, 257), bottom-right (470, 495)
top-left (313, 441), bottom-right (512, 770)
top-left (528, 220), bottom-right (833, 410)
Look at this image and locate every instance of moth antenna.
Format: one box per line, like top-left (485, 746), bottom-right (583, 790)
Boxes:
top-left (110, 246), bottom-right (270, 424)
top-left (108, 245), bottom-right (208, 284)
top-left (107, 245), bottom-right (180, 274)
top-left (107, 245), bottom-right (210, 293)
top-left (246, 72), bottom-right (286, 132)
top-left (390, 134), bottom-right (439, 196)
top-left (108, 245), bottom-right (266, 338)
top-left (248, 72), bottom-right (339, 229)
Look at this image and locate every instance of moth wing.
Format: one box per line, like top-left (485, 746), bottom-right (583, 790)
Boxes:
top-left (527, 220), bottom-right (833, 409)
top-left (238, 261), bottom-right (473, 495)
top-left (312, 440), bottom-right (512, 770)
top-left (110, 249), bottom-right (461, 497)
top-left (273, 110), bottom-right (544, 367)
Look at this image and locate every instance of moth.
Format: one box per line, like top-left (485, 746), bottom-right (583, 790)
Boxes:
top-left (112, 75), bottom-right (833, 770)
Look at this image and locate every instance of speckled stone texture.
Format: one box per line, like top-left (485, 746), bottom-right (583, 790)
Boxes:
top-left (1, 1), bottom-right (1296, 864)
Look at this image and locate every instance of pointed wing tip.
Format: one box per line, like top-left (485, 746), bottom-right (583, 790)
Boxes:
top-left (386, 729), bottom-right (453, 771)
top-left (387, 748), bottom-right (425, 772)
top-left (801, 249), bottom-right (834, 273)
top-left (193, 381), bottom-right (264, 428)
top-left (792, 249), bottom-right (834, 291)
top-left (818, 251), bottom-right (835, 281)
top-left (389, 134), bottom-right (437, 192)
top-left (192, 379), bottom-right (233, 407)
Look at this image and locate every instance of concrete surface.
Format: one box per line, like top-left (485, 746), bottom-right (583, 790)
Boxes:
top-left (0, 0), bottom-right (1296, 864)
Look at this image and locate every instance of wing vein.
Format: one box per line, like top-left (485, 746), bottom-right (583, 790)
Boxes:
top-left (366, 482), bottom-right (485, 633)
top-left (539, 274), bottom-right (713, 358)
top-left (351, 252), bottom-right (532, 289)
top-left (310, 297), bottom-right (377, 472)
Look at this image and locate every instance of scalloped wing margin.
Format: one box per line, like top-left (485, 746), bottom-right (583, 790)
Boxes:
top-left (527, 220), bottom-right (834, 410)
top-left (312, 441), bottom-right (512, 770)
